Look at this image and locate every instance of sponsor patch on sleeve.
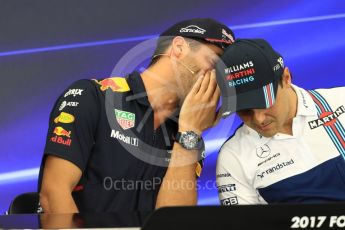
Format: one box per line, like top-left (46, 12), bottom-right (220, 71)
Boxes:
top-left (54, 112), bottom-right (75, 124)
top-left (94, 77), bottom-right (130, 92)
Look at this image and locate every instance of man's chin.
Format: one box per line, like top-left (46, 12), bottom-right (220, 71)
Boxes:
top-left (259, 130), bottom-right (277, 138)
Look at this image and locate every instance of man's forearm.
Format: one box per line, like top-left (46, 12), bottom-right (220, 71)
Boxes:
top-left (155, 142), bottom-right (198, 208)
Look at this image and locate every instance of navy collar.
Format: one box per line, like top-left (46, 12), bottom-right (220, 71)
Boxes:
top-left (126, 71), bottom-right (150, 107)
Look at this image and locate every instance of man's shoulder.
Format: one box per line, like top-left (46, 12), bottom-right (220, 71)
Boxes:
top-left (91, 76), bottom-right (131, 93)
top-left (64, 76), bottom-right (133, 98)
top-left (312, 86), bottom-right (345, 97)
top-left (219, 124), bottom-right (254, 155)
top-left (314, 86), bottom-right (345, 95)
top-left (307, 86), bottom-right (345, 107)
top-left (61, 79), bottom-right (98, 99)
top-left (60, 76), bottom-right (132, 105)
top-left (293, 84), bottom-right (345, 95)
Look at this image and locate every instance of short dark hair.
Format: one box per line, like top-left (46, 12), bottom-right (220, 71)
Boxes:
top-left (147, 36), bottom-right (174, 67)
top-left (279, 77), bottom-right (283, 87)
top-left (147, 37), bottom-right (207, 67)
top-left (278, 69), bottom-right (292, 87)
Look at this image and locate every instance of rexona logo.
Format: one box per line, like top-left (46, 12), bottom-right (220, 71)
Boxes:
top-left (110, 130), bottom-right (139, 146)
top-left (308, 106), bottom-right (345, 129)
top-left (54, 112), bottom-right (75, 124)
top-left (180, 25), bottom-right (206, 34)
top-left (115, 109), bottom-right (135, 130)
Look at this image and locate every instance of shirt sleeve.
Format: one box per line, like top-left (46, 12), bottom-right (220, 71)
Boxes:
top-left (43, 79), bottom-right (100, 172)
top-left (216, 142), bottom-right (260, 205)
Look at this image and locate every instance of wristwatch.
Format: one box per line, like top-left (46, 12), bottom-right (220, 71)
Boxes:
top-left (175, 131), bottom-right (204, 150)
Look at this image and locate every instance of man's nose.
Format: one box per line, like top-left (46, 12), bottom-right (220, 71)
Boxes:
top-left (252, 109), bottom-right (266, 124)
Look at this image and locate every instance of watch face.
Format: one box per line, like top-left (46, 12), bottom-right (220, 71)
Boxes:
top-left (181, 131), bottom-right (199, 150)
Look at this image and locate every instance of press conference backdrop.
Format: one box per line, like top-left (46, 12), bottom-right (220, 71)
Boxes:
top-left (1, 0), bottom-right (345, 213)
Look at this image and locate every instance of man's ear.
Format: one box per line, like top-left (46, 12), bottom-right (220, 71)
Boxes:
top-left (281, 67), bottom-right (292, 88)
top-left (171, 36), bottom-right (187, 58)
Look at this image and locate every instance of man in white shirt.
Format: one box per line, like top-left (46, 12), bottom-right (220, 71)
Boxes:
top-left (215, 39), bottom-right (345, 205)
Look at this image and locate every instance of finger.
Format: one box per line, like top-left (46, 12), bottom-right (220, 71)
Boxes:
top-left (212, 85), bottom-right (221, 103)
top-left (210, 89), bottom-right (222, 126)
top-left (197, 71), bottom-right (211, 94)
top-left (205, 69), bottom-right (218, 98)
top-left (190, 73), bottom-right (204, 95)
top-left (212, 107), bottom-right (223, 127)
top-left (208, 85), bottom-right (220, 111)
top-left (195, 69), bottom-right (205, 77)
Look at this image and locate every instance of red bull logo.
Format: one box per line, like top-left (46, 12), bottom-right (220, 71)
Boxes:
top-left (53, 126), bottom-right (71, 138)
top-left (93, 77), bottom-right (130, 92)
top-left (51, 126), bottom-right (72, 146)
top-left (51, 136), bottom-right (72, 146)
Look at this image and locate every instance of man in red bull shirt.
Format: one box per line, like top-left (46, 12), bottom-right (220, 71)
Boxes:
top-left (38, 18), bottom-right (235, 213)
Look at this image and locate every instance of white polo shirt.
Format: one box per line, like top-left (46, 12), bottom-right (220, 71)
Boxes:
top-left (216, 85), bottom-right (345, 205)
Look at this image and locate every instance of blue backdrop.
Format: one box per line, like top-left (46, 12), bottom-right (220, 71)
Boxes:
top-left (1, 0), bottom-right (345, 213)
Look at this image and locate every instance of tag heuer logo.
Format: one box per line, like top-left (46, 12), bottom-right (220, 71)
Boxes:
top-left (115, 109), bottom-right (135, 130)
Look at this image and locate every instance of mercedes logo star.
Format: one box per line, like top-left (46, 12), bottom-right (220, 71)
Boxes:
top-left (256, 144), bottom-right (271, 158)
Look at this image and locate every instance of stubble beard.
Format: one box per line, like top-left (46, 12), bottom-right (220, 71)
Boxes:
top-left (175, 62), bottom-right (198, 107)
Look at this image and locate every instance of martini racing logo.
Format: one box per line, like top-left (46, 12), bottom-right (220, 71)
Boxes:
top-left (115, 109), bottom-right (135, 130)
top-left (308, 106), bottom-right (345, 129)
top-left (224, 61), bottom-right (255, 87)
top-left (180, 25), bottom-right (206, 34)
